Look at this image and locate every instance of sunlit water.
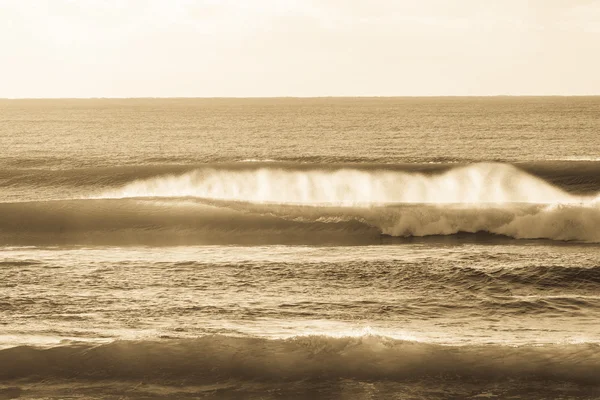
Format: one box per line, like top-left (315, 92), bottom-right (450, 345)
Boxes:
top-left (1, 98), bottom-right (599, 399)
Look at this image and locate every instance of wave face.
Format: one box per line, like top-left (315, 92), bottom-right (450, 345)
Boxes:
top-left (1, 335), bottom-right (599, 385)
top-left (1, 198), bottom-right (600, 245)
top-left (1, 163), bottom-right (599, 244)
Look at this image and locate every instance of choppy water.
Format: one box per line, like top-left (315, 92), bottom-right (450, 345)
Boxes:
top-left (1, 98), bottom-right (599, 399)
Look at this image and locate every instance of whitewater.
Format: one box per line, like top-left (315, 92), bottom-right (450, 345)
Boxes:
top-left (1, 97), bottom-right (599, 399)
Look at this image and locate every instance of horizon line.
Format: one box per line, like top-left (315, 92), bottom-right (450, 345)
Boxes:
top-left (2, 94), bottom-right (600, 100)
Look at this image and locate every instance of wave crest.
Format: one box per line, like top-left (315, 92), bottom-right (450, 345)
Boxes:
top-left (101, 163), bottom-right (584, 205)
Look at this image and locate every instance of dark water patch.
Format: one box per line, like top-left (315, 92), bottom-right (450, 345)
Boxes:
top-left (478, 297), bottom-right (600, 316)
top-left (497, 265), bottom-right (600, 286)
top-left (520, 161), bottom-right (600, 195)
top-left (0, 260), bottom-right (42, 267)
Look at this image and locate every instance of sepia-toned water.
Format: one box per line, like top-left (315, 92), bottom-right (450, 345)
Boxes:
top-left (1, 98), bottom-right (599, 399)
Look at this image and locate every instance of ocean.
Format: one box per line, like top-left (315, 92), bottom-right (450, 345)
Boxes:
top-left (0, 97), bottom-right (599, 399)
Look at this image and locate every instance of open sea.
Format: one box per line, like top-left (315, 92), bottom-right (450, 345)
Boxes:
top-left (1, 97), bottom-right (599, 399)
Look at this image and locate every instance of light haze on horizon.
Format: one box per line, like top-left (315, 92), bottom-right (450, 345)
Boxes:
top-left (1, 0), bottom-right (600, 98)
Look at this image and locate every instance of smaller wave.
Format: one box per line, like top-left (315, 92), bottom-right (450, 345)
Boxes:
top-left (1, 335), bottom-right (598, 384)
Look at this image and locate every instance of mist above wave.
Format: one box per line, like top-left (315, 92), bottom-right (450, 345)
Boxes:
top-left (101, 163), bottom-right (588, 206)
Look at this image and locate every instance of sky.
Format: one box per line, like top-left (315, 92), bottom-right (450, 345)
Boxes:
top-left (1, 0), bottom-right (599, 97)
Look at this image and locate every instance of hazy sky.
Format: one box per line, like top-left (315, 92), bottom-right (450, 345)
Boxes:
top-left (1, 0), bottom-right (599, 97)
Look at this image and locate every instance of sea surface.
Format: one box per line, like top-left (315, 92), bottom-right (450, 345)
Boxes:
top-left (0, 97), bottom-right (599, 399)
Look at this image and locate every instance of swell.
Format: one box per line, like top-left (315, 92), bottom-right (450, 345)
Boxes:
top-left (1, 335), bottom-right (598, 384)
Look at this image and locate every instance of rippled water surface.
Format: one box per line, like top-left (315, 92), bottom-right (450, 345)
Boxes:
top-left (1, 98), bottom-right (599, 399)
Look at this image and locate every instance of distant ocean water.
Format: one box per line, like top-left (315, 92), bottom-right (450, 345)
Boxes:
top-left (1, 97), bottom-right (599, 399)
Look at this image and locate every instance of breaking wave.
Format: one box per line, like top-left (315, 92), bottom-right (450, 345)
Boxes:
top-left (1, 335), bottom-right (598, 384)
top-left (1, 163), bottom-right (599, 244)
